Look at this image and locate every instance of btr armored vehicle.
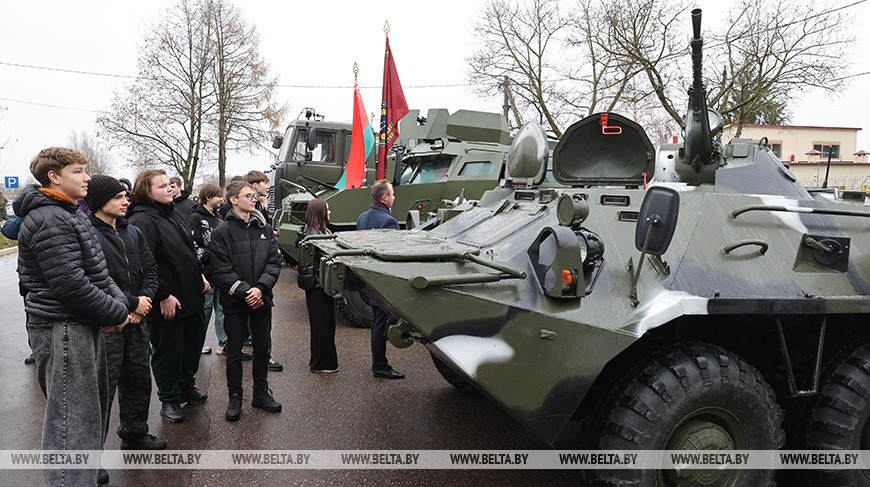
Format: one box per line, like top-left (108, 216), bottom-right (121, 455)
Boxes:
top-left (277, 109), bottom-right (544, 325)
top-left (300, 10), bottom-right (870, 486)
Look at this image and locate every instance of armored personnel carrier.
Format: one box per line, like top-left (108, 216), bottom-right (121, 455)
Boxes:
top-left (300, 10), bottom-right (870, 486)
top-left (279, 109), bottom-right (552, 326)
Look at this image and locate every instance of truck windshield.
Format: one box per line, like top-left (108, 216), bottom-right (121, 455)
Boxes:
top-left (294, 130), bottom-right (337, 163)
top-left (277, 127), bottom-right (294, 163)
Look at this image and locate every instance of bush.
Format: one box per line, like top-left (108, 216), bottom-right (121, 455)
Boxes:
top-left (0, 234), bottom-right (17, 250)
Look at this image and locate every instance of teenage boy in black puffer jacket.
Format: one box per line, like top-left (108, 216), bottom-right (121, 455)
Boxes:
top-left (15, 148), bottom-right (129, 487)
top-left (86, 175), bottom-right (167, 454)
top-left (210, 181), bottom-right (282, 421)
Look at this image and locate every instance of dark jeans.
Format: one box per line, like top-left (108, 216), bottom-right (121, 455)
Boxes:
top-left (148, 309), bottom-right (207, 403)
top-left (27, 319), bottom-right (108, 487)
top-left (225, 309), bottom-right (272, 396)
top-left (103, 320), bottom-right (152, 443)
top-left (305, 288), bottom-right (337, 370)
top-left (371, 305), bottom-right (390, 371)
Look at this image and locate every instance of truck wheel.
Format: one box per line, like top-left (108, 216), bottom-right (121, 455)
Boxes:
top-left (336, 291), bottom-right (373, 328)
top-left (796, 340), bottom-right (870, 487)
top-left (587, 342), bottom-right (783, 487)
top-left (431, 353), bottom-right (478, 394)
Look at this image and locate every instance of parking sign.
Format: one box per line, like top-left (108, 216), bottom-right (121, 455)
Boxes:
top-left (4, 176), bottom-right (18, 189)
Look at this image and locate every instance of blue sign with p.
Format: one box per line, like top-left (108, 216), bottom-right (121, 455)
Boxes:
top-left (4, 176), bottom-right (18, 189)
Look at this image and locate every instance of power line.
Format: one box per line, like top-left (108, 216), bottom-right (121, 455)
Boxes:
top-left (0, 61), bottom-right (143, 80)
top-left (0, 97), bottom-right (102, 113)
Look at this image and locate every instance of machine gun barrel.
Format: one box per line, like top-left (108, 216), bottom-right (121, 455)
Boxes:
top-left (683, 8), bottom-right (714, 171)
top-left (691, 9), bottom-right (703, 90)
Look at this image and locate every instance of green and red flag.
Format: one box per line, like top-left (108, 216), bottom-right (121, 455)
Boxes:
top-left (336, 80), bottom-right (375, 190)
top-left (376, 36), bottom-right (409, 180)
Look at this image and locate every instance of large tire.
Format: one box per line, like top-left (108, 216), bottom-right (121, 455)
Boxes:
top-left (796, 339), bottom-right (870, 487)
top-left (586, 342), bottom-right (784, 487)
top-left (431, 353), bottom-right (478, 394)
top-left (336, 290), bottom-right (373, 328)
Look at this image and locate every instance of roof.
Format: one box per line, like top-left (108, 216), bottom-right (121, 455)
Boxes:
top-left (788, 160), bottom-right (867, 165)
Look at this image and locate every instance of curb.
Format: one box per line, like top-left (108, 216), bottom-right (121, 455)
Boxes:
top-left (0, 246), bottom-right (19, 257)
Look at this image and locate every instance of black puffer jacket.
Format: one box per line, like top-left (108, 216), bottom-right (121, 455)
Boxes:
top-left (210, 209), bottom-right (282, 313)
top-left (88, 215), bottom-right (159, 312)
top-left (187, 204), bottom-right (222, 280)
top-left (127, 199), bottom-right (204, 317)
top-left (14, 185), bottom-right (128, 327)
top-left (173, 190), bottom-right (196, 219)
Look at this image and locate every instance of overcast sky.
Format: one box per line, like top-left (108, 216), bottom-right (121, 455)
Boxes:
top-left (1, 0), bottom-right (868, 187)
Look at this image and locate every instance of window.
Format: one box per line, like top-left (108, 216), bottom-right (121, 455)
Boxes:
top-left (294, 130), bottom-right (337, 163)
top-left (407, 156), bottom-right (453, 184)
top-left (459, 161), bottom-right (494, 176)
top-left (813, 144), bottom-right (840, 159)
top-left (771, 143), bottom-right (782, 158)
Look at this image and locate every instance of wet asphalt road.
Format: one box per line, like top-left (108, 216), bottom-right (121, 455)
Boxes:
top-left (0, 253), bottom-right (588, 486)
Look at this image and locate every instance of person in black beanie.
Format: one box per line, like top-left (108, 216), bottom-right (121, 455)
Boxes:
top-left (85, 176), bottom-right (167, 461)
top-left (127, 169), bottom-right (210, 423)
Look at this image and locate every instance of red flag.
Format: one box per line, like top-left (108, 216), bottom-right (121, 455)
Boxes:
top-left (377, 36), bottom-right (409, 180)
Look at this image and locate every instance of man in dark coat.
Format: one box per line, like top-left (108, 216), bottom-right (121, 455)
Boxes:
top-left (356, 179), bottom-right (404, 380)
top-left (86, 175), bottom-right (167, 456)
top-left (15, 148), bottom-right (129, 486)
top-left (128, 169), bottom-right (209, 424)
top-left (210, 180), bottom-right (283, 421)
top-left (169, 176), bottom-right (196, 219)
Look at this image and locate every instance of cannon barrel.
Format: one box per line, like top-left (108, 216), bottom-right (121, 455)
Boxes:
top-left (691, 9), bottom-right (703, 90)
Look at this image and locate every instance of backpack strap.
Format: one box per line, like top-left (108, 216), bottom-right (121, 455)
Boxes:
top-left (128, 224), bottom-right (140, 245)
top-left (93, 225), bottom-right (105, 248)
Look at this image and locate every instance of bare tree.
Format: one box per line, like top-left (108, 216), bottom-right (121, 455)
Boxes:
top-left (469, 0), bottom-right (855, 137)
top-left (206, 0), bottom-right (284, 187)
top-left (467, 0), bottom-right (575, 138)
top-left (68, 131), bottom-right (115, 176)
top-left (99, 0), bottom-right (214, 190)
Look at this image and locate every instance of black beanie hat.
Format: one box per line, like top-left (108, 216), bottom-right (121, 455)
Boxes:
top-left (84, 175), bottom-right (126, 211)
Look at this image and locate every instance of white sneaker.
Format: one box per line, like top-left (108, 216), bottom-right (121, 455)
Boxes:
top-left (201, 346), bottom-right (212, 354)
top-left (216, 344), bottom-right (225, 356)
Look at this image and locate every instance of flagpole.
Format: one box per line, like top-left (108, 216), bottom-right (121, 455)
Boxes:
top-left (377, 21), bottom-right (390, 181)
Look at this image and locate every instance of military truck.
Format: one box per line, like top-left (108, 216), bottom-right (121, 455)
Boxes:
top-left (276, 109), bottom-right (540, 326)
top-left (300, 10), bottom-right (870, 486)
top-left (267, 107), bottom-right (378, 216)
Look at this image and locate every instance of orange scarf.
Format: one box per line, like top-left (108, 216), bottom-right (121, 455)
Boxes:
top-left (39, 188), bottom-right (77, 205)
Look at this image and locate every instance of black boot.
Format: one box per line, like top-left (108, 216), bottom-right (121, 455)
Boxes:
top-left (160, 402), bottom-right (184, 423)
top-left (121, 433), bottom-right (167, 450)
top-left (252, 388), bottom-right (282, 413)
top-left (225, 393), bottom-right (242, 422)
top-left (181, 386), bottom-right (208, 405)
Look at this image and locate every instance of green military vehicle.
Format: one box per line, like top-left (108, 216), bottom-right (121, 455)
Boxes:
top-left (300, 10), bottom-right (870, 486)
top-left (267, 108), bottom-right (377, 218)
top-left (275, 108), bottom-right (536, 326)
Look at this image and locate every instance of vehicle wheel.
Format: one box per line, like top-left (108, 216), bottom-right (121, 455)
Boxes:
top-left (431, 353), bottom-right (478, 394)
top-left (336, 290), bottom-right (372, 328)
top-left (586, 342), bottom-right (783, 487)
top-left (796, 339), bottom-right (870, 487)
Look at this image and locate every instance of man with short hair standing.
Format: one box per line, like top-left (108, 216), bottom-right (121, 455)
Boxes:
top-left (211, 180), bottom-right (283, 421)
top-left (242, 170), bottom-right (272, 226)
top-left (15, 147), bottom-right (130, 486)
top-left (356, 179), bottom-right (404, 379)
top-left (169, 176), bottom-right (196, 218)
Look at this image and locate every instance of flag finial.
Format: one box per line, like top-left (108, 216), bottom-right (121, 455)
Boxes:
top-left (353, 62), bottom-right (358, 80)
top-left (384, 20), bottom-right (390, 36)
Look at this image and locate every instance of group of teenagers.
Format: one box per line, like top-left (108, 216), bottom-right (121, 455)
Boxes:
top-left (12, 146), bottom-right (405, 486)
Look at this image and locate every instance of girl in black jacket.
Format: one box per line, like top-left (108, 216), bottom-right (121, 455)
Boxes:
top-left (127, 169), bottom-right (210, 424)
top-left (299, 198), bottom-right (338, 373)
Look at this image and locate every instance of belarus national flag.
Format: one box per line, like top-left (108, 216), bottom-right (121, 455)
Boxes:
top-left (337, 81), bottom-right (375, 190)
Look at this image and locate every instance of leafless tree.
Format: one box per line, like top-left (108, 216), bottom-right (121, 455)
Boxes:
top-left (469, 0), bottom-right (854, 138)
top-left (467, 0), bottom-right (575, 138)
top-left (206, 0), bottom-right (284, 187)
top-left (98, 0), bottom-right (215, 190)
top-left (68, 131), bottom-right (115, 176)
